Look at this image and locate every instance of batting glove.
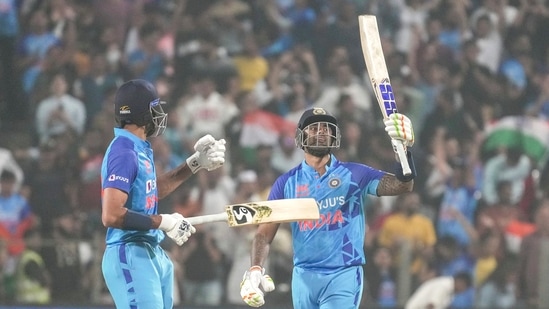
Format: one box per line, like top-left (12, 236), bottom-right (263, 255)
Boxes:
top-left (159, 213), bottom-right (196, 246)
top-left (240, 266), bottom-right (275, 307)
top-left (186, 134), bottom-right (226, 173)
top-left (384, 113), bottom-right (415, 147)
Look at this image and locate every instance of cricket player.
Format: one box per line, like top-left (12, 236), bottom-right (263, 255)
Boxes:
top-left (101, 79), bottom-right (226, 308)
top-left (240, 107), bottom-right (416, 308)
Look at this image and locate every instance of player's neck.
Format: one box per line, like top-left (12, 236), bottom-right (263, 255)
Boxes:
top-left (124, 125), bottom-right (147, 140)
top-left (304, 153), bottom-right (330, 175)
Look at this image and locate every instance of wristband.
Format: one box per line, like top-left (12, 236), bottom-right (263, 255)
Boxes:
top-left (395, 150), bottom-right (416, 182)
top-left (122, 209), bottom-right (153, 231)
top-left (186, 152), bottom-right (201, 174)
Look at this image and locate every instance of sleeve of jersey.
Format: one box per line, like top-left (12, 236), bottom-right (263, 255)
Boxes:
top-left (351, 163), bottom-right (386, 196)
top-left (103, 148), bottom-right (138, 194)
top-left (267, 174), bottom-right (289, 200)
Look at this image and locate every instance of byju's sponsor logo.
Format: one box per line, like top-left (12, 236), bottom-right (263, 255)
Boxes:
top-left (108, 174), bottom-right (129, 183)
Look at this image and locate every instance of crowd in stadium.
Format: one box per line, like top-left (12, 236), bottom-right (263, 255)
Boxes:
top-left (1, 0), bottom-right (549, 308)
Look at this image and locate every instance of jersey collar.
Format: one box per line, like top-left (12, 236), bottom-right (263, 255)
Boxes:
top-left (113, 128), bottom-right (151, 149)
top-left (301, 154), bottom-right (337, 174)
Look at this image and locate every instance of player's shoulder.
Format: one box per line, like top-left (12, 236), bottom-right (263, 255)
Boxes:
top-left (107, 136), bottom-right (138, 156)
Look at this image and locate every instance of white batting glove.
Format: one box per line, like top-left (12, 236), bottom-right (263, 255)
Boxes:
top-left (240, 266), bottom-right (275, 307)
top-left (185, 134), bottom-right (226, 174)
top-left (159, 213), bottom-right (196, 246)
top-left (384, 113), bottom-right (415, 148)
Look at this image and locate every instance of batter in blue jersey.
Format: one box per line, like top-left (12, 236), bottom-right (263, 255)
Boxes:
top-left (240, 107), bottom-right (417, 308)
top-left (100, 79), bottom-right (226, 309)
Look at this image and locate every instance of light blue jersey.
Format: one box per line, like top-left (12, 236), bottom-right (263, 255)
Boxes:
top-left (268, 155), bottom-right (385, 272)
top-left (101, 128), bottom-right (174, 308)
top-left (101, 128), bottom-right (164, 246)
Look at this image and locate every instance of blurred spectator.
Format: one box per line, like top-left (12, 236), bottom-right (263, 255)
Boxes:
top-left (23, 140), bottom-right (72, 236)
top-left (315, 61), bottom-right (371, 115)
top-left (271, 135), bottom-right (302, 175)
top-left (475, 256), bottom-right (518, 309)
top-left (0, 170), bottom-right (36, 257)
top-left (471, 13), bottom-right (503, 75)
top-left (34, 72), bottom-right (86, 144)
top-left (517, 200), bottom-right (549, 308)
top-left (203, 0), bottom-right (251, 56)
top-left (0, 169), bottom-right (36, 303)
top-left (15, 228), bottom-right (51, 305)
top-left (377, 192), bottom-right (437, 284)
top-left (472, 231), bottom-right (502, 287)
top-left (364, 246), bottom-right (399, 308)
top-left (193, 167), bottom-right (236, 262)
top-left (436, 158), bottom-right (478, 248)
top-left (72, 52), bottom-right (123, 128)
top-left (404, 271), bottom-right (472, 309)
top-left (232, 34), bottom-right (269, 93)
top-left (125, 22), bottom-right (166, 83)
top-left (180, 228), bottom-right (225, 306)
top-left (267, 43), bottom-right (320, 114)
top-left (76, 128), bottom-right (105, 219)
top-left (0, 147), bottom-right (24, 192)
top-left (41, 211), bottom-right (89, 304)
top-left (225, 170), bottom-right (260, 305)
top-left (482, 147), bottom-right (532, 206)
top-left (16, 9), bottom-right (61, 95)
top-left (0, 0), bottom-right (26, 124)
top-left (176, 72), bottom-right (238, 143)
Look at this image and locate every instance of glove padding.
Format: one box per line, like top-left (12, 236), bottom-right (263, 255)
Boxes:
top-left (186, 134), bottom-right (226, 174)
top-left (240, 266), bottom-right (275, 307)
top-left (384, 113), bottom-right (415, 148)
top-left (159, 213), bottom-right (196, 246)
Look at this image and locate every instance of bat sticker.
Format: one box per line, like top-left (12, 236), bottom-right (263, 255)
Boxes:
top-left (231, 205), bottom-right (257, 224)
top-left (379, 82), bottom-right (398, 116)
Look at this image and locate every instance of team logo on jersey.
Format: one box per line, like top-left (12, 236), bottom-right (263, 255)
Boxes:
top-left (329, 178), bottom-right (341, 188)
top-left (231, 205), bottom-right (256, 224)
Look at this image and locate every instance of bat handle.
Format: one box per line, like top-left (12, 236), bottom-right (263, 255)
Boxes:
top-left (392, 139), bottom-right (412, 176)
top-left (186, 213), bottom-right (228, 226)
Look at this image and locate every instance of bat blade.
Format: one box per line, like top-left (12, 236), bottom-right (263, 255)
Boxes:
top-left (186, 198), bottom-right (320, 227)
top-left (358, 14), bottom-right (411, 175)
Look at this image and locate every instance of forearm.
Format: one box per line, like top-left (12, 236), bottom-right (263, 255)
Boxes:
top-left (156, 163), bottom-right (193, 199)
top-left (377, 174), bottom-right (414, 196)
top-left (251, 233), bottom-right (272, 267)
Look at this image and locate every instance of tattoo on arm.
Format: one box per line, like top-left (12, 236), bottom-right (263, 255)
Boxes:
top-left (252, 233), bottom-right (271, 266)
top-left (377, 174), bottom-right (414, 196)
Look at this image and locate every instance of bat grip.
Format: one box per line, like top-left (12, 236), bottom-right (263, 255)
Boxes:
top-left (392, 139), bottom-right (411, 176)
top-left (186, 213), bottom-right (228, 226)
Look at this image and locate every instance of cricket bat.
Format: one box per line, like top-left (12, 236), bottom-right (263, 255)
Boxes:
top-left (358, 14), bottom-right (411, 175)
top-left (186, 198), bottom-right (320, 227)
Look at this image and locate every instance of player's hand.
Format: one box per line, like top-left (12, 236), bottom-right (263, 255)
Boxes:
top-left (384, 113), bottom-right (414, 147)
top-left (240, 266), bottom-right (275, 307)
top-left (159, 213), bottom-right (196, 246)
top-left (186, 134), bottom-right (226, 173)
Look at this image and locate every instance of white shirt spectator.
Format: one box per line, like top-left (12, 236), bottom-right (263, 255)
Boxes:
top-left (0, 148), bottom-right (24, 192)
top-left (177, 91), bottom-right (238, 142)
top-left (482, 152), bottom-right (531, 205)
top-left (405, 276), bottom-right (455, 309)
top-left (35, 93), bottom-right (87, 143)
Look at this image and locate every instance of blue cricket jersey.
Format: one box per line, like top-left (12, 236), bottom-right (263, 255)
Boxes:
top-left (101, 128), bottom-right (164, 245)
top-left (268, 155), bottom-right (385, 273)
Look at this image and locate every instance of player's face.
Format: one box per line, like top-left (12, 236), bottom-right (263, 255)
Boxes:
top-left (304, 122), bottom-right (332, 147)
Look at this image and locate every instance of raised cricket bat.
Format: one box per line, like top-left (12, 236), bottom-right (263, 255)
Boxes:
top-left (358, 14), bottom-right (411, 175)
top-left (186, 198), bottom-right (320, 227)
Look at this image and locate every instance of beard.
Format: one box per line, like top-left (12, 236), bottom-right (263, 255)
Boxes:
top-left (305, 146), bottom-right (331, 157)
